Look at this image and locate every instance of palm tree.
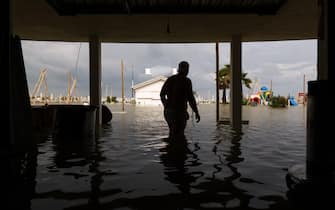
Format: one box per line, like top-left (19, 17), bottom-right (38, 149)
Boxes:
top-left (218, 64), bottom-right (252, 104)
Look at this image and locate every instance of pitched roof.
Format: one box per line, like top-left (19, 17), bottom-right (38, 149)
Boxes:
top-left (132, 75), bottom-right (167, 90)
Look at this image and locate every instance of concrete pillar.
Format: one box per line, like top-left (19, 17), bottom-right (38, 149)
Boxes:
top-left (230, 35), bottom-right (242, 131)
top-left (89, 35), bottom-right (102, 136)
top-left (286, 0), bottom-right (332, 192)
top-left (306, 81), bottom-right (332, 181)
top-left (317, 0), bottom-right (329, 80)
top-left (1, 0), bottom-right (11, 148)
top-left (306, 0), bottom-right (333, 182)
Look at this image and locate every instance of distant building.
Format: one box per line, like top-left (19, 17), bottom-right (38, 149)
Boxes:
top-left (133, 75), bottom-right (167, 106)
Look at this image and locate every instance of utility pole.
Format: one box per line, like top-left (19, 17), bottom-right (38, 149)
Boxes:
top-left (131, 65), bottom-right (134, 98)
top-left (105, 84), bottom-right (108, 99)
top-left (215, 42), bottom-right (219, 122)
top-left (121, 60), bottom-right (125, 112)
top-left (67, 71), bottom-right (71, 103)
top-left (110, 86), bottom-right (113, 98)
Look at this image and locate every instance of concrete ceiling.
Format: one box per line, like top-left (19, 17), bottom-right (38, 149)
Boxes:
top-left (45, 0), bottom-right (287, 15)
top-left (13, 0), bottom-right (318, 43)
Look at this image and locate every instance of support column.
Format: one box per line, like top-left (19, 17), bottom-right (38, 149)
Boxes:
top-left (286, 1), bottom-right (333, 193)
top-left (1, 0), bottom-right (11, 148)
top-left (89, 35), bottom-right (102, 136)
top-left (306, 0), bottom-right (332, 181)
top-left (317, 0), bottom-right (329, 81)
top-left (215, 42), bottom-right (219, 122)
top-left (230, 35), bottom-right (242, 131)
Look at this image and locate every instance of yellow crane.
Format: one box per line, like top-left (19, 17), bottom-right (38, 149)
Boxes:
top-left (66, 71), bottom-right (78, 104)
top-left (66, 43), bottom-right (81, 104)
top-left (31, 68), bottom-right (49, 104)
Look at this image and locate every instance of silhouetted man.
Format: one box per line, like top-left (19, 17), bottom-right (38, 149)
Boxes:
top-left (160, 61), bottom-right (200, 140)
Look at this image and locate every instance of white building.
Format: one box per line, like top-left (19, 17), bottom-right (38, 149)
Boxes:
top-left (133, 75), bottom-right (167, 106)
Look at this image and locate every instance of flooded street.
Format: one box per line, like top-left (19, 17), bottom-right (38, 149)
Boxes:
top-left (28, 104), bottom-right (307, 209)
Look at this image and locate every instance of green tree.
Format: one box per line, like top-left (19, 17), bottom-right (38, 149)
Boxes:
top-left (111, 96), bottom-right (117, 103)
top-left (218, 64), bottom-right (252, 104)
top-left (106, 96), bottom-right (112, 103)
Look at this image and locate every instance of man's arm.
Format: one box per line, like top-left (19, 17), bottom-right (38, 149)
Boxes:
top-left (160, 80), bottom-right (168, 107)
top-left (187, 79), bottom-right (200, 122)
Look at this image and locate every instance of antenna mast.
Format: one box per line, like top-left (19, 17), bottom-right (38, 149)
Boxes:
top-left (121, 60), bottom-right (125, 112)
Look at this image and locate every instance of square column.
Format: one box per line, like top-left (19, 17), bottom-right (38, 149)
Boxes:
top-left (2, 0), bottom-right (11, 147)
top-left (306, 0), bottom-right (332, 181)
top-left (230, 35), bottom-right (242, 131)
top-left (317, 0), bottom-right (329, 80)
top-left (286, 1), bottom-right (333, 194)
top-left (89, 35), bottom-right (102, 135)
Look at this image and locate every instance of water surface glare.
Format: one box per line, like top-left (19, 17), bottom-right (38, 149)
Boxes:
top-left (32, 104), bottom-right (307, 209)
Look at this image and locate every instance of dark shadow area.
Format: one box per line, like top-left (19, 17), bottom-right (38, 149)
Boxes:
top-left (286, 175), bottom-right (335, 210)
top-left (1, 127), bottom-right (123, 210)
top-left (1, 147), bottom-right (38, 210)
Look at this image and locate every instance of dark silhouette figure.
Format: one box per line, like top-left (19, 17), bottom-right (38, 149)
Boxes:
top-left (160, 61), bottom-right (200, 140)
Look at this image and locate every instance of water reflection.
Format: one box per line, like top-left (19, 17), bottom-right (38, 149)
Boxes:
top-left (52, 138), bottom-right (94, 169)
top-left (33, 129), bottom-right (122, 210)
top-left (159, 138), bottom-right (204, 194)
top-left (4, 105), bottom-right (317, 210)
top-left (190, 127), bottom-right (255, 208)
top-left (155, 127), bottom-right (261, 209)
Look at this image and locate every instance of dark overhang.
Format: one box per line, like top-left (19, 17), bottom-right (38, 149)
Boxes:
top-left (14, 0), bottom-right (317, 42)
top-left (46, 0), bottom-right (287, 16)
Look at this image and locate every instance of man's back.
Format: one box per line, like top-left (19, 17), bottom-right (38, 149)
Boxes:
top-left (160, 74), bottom-right (192, 112)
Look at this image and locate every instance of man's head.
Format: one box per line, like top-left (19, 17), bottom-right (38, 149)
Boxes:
top-left (177, 61), bottom-right (189, 76)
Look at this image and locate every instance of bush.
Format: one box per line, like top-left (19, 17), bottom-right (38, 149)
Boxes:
top-left (270, 95), bottom-right (287, 108)
top-left (111, 96), bottom-right (118, 103)
top-left (106, 96), bottom-right (112, 103)
top-left (242, 98), bottom-right (249, 105)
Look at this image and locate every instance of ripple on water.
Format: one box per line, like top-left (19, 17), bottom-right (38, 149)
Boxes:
top-left (22, 104), bottom-right (308, 210)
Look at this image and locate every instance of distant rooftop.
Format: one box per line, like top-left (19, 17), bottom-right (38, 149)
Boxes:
top-left (132, 75), bottom-right (167, 90)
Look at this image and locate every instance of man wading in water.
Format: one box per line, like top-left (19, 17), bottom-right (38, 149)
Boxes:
top-left (160, 61), bottom-right (200, 140)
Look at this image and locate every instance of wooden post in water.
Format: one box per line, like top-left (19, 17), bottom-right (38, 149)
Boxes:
top-left (216, 42), bottom-right (219, 122)
top-left (67, 71), bottom-right (71, 104)
top-left (121, 60), bottom-right (125, 112)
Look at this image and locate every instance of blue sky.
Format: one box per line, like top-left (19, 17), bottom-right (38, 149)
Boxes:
top-left (22, 39), bottom-right (317, 99)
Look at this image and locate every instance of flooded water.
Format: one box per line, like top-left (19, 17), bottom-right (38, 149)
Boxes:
top-left (9, 104), bottom-right (310, 210)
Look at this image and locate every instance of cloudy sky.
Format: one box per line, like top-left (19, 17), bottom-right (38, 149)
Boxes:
top-left (22, 39), bottom-right (317, 99)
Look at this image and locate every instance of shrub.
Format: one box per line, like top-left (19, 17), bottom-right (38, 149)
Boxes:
top-left (269, 95), bottom-right (287, 108)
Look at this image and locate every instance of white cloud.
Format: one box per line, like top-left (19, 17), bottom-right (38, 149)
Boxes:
top-left (276, 62), bottom-right (310, 70)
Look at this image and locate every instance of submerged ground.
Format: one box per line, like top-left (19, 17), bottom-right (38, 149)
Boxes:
top-left (7, 104), bottom-right (323, 210)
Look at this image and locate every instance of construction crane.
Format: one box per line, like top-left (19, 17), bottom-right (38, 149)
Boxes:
top-left (66, 71), bottom-right (78, 103)
top-left (65, 43), bottom-right (81, 104)
top-left (31, 68), bottom-right (49, 104)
